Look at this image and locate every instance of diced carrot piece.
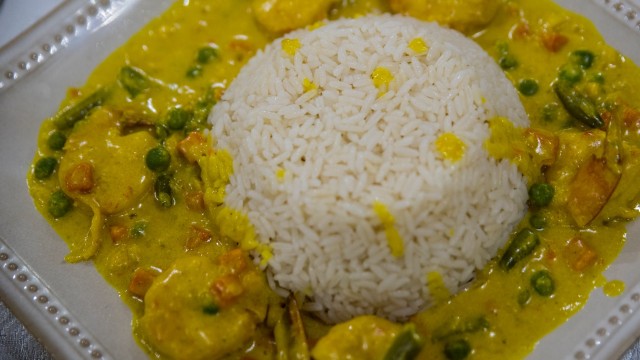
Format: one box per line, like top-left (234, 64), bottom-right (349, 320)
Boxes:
top-left (128, 267), bottom-right (159, 299)
top-left (211, 274), bottom-right (244, 306)
top-left (511, 22), bottom-right (531, 39)
top-left (567, 156), bottom-right (620, 227)
top-left (64, 162), bottom-right (94, 193)
top-left (564, 237), bottom-right (598, 271)
top-left (541, 31), bottom-right (569, 52)
top-left (185, 191), bottom-right (205, 211)
top-left (109, 224), bottom-right (128, 243)
top-left (219, 248), bottom-right (248, 275)
top-left (177, 132), bottom-right (210, 163)
top-left (185, 225), bottom-right (212, 250)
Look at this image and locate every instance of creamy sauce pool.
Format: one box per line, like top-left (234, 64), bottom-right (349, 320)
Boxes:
top-left (27, 0), bottom-right (640, 359)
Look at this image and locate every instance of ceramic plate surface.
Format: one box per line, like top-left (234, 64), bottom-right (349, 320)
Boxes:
top-left (0, 1), bottom-right (639, 359)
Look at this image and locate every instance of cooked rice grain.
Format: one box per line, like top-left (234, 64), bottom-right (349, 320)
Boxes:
top-left (210, 14), bottom-right (529, 323)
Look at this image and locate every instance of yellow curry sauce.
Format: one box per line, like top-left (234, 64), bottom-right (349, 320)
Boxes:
top-left (27, 0), bottom-right (640, 359)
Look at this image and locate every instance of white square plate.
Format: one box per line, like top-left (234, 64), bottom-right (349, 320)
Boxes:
top-left (0, 0), bottom-right (639, 359)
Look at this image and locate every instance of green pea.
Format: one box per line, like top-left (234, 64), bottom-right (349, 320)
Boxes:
top-left (202, 304), bottom-right (219, 315)
top-left (529, 183), bottom-right (555, 207)
top-left (145, 146), bottom-right (171, 172)
top-left (591, 72), bottom-right (605, 84)
top-left (444, 339), bottom-right (471, 360)
top-left (531, 270), bottom-right (555, 296)
top-left (130, 221), bottom-right (147, 238)
top-left (47, 131), bottom-right (67, 151)
top-left (558, 64), bottom-right (583, 85)
top-left (119, 66), bottom-right (151, 98)
top-left (517, 289), bottom-right (531, 306)
top-left (166, 107), bottom-right (193, 130)
top-left (499, 228), bottom-right (540, 270)
top-left (186, 65), bottom-right (203, 78)
top-left (34, 157), bottom-right (58, 180)
top-left (197, 46), bottom-right (219, 64)
top-left (571, 50), bottom-right (595, 69)
top-left (518, 79), bottom-right (539, 96)
top-left (541, 103), bottom-right (560, 123)
top-left (499, 55), bottom-right (518, 70)
top-left (48, 190), bottom-right (72, 218)
top-left (529, 212), bottom-right (547, 230)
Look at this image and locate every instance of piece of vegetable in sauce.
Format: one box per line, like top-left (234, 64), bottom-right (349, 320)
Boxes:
top-left (558, 64), bottom-right (584, 85)
top-left (186, 65), bottom-right (204, 79)
top-left (130, 221), bottom-right (147, 238)
top-left (495, 41), bottom-right (518, 70)
top-left (63, 162), bottom-right (95, 193)
top-left (567, 155), bottom-right (620, 227)
top-left (165, 107), bottom-right (193, 131)
top-left (384, 325), bottom-right (423, 360)
top-left (154, 173), bottom-right (174, 208)
top-left (128, 266), bottom-right (160, 299)
top-left (499, 228), bottom-right (540, 270)
top-left (530, 270), bottom-right (555, 296)
top-left (118, 66), bottom-right (151, 98)
top-left (47, 190), bottom-right (73, 218)
top-left (517, 289), bottom-right (532, 306)
top-left (52, 86), bottom-right (111, 129)
top-left (571, 50), bottom-right (595, 69)
top-left (34, 157), bottom-right (58, 180)
top-left (432, 316), bottom-right (489, 341)
top-left (196, 46), bottom-right (220, 64)
top-left (540, 31), bottom-right (569, 52)
top-left (47, 131), bottom-right (67, 151)
top-left (185, 225), bottom-right (212, 250)
top-left (563, 237), bottom-right (598, 271)
top-left (518, 79), bottom-right (539, 96)
top-left (554, 82), bottom-right (604, 128)
top-left (529, 212), bottom-right (547, 230)
top-left (145, 146), bottom-right (171, 172)
top-left (274, 296), bottom-right (311, 360)
top-left (528, 182), bottom-right (555, 207)
top-left (443, 338), bottom-right (471, 360)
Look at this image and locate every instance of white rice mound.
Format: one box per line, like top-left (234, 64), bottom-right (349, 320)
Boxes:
top-left (210, 14), bottom-right (529, 323)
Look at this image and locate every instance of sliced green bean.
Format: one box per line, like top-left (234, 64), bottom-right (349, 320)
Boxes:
top-left (499, 228), bottom-right (540, 270)
top-left (119, 66), bottom-right (151, 98)
top-left (554, 82), bottom-right (604, 128)
top-left (384, 325), bottom-right (423, 360)
top-left (154, 174), bottom-right (174, 208)
top-left (53, 86), bottom-right (111, 129)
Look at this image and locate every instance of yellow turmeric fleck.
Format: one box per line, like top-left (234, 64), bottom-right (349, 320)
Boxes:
top-left (372, 200), bottom-right (404, 257)
top-left (303, 78), bottom-right (317, 93)
top-left (409, 37), bottom-right (429, 54)
top-left (371, 66), bottom-right (394, 94)
top-left (435, 133), bottom-right (466, 162)
top-left (281, 38), bottom-right (301, 56)
top-left (276, 167), bottom-right (286, 182)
